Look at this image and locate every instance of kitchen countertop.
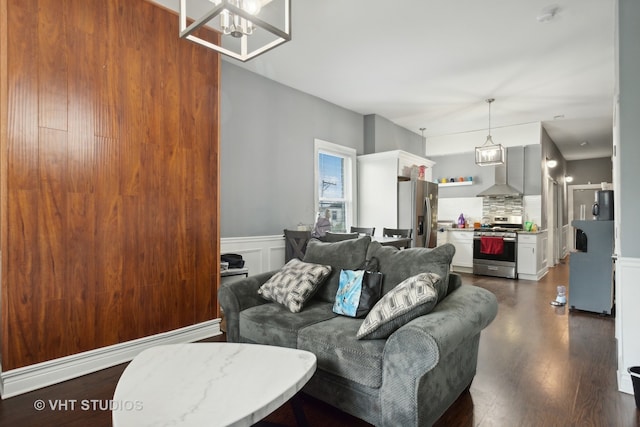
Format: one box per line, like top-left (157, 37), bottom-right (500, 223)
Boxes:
top-left (441, 228), bottom-right (547, 234)
top-left (517, 229), bottom-right (547, 235)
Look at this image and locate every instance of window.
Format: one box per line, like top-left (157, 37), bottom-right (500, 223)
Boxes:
top-left (314, 139), bottom-right (356, 233)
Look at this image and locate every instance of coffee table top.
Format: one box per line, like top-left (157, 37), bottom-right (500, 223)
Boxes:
top-left (112, 343), bottom-right (317, 427)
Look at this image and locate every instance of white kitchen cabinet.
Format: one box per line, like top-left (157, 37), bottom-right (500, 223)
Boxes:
top-left (517, 231), bottom-right (548, 280)
top-left (436, 229), bottom-right (448, 246)
top-left (358, 150), bottom-right (434, 237)
top-left (448, 230), bottom-right (473, 272)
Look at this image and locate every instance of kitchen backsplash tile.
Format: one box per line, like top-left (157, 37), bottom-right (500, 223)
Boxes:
top-left (439, 195), bottom-right (542, 225)
top-left (482, 196), bottom-right (524, 217)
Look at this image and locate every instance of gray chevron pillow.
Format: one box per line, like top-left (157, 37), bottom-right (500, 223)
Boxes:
top-left (357, 272), bottom-right (441, 340)
top-left (258, 258), bottom-right (332, 313)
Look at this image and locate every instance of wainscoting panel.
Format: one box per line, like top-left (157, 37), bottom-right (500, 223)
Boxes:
top-left (616, 256), bottom-right (640, 394)
top-left (221, 235), bottom-right (286, 276)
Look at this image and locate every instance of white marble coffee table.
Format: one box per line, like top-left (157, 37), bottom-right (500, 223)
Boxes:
top-left (112, 343), bottom-right (317, 427)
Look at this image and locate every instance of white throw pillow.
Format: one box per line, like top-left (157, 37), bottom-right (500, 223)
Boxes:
top-left (357, 272), bottom-right (441, 339)
top-left (258, 258), bottom-right (332, 313)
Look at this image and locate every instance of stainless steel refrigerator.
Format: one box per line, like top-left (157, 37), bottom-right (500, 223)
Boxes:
top-left (398, 180), bottom-right (439, 248)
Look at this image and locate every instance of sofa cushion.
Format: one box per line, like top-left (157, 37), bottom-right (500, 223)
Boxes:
top-left (366, 242), bottom-right (455, 301)
top-left (239, 300), bottom-right (337, 348)
top-left (298, 316), bottom-right (386, 388)
top-left (258, 258), bottom-right (332, 313)
top-left (303, 236), bottom-right (371, 303)
top-left (357, 272), bottom-right (441, 340)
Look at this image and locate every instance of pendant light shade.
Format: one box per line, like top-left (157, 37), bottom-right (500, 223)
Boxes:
top-left (475, 98), bottom-right (505, 166)
top-left (179, 0), bottom-right (291, 62)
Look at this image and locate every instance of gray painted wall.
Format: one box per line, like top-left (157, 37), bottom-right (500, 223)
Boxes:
top-left (221, 64), bottom-right (431, 238)
top-left (220, 62), bottom-right (363, 237)
top-left (566, 157), bottom-right (613, 185)
top-left (619, 0), bottom-right (640, 257)
top-left (364, 114), bottom-right (424, 155)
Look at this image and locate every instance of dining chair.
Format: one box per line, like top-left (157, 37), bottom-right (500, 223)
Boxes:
top-left (324, 232), bottom-right (359, 242)
top-left (350, 226), bottom-right (375, 237)
top-left (382, 228), bottom-right (412, 238)
top-left (284, 229), bottom-right (311, 263)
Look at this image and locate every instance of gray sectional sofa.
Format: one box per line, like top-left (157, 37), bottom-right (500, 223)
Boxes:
top-left (218, 236), bottom-right (498, 426)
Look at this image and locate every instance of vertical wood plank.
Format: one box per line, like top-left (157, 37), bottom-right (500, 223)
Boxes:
top-left (37, 128), bottom-right (67, 302)
top-left (6, 0), bottom-right (39, 190)
top-left (37, 0), bottom-right (68, 131)
top-left (6, 190), bottom-right (40, 366)
top-left (0, 0), bottom-right (9, 361)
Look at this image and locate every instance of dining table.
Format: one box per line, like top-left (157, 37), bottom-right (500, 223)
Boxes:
top-left (372, 236), bottom-right (412, 249)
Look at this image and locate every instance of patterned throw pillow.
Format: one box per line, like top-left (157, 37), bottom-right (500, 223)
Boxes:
top-left (258, 258), bottom-right (332, 313)
top-left (356, 272), bottom-right (441, 340)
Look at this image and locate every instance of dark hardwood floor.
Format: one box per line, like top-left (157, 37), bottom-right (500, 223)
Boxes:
top-left (1, 258), bottom-right (638, 426)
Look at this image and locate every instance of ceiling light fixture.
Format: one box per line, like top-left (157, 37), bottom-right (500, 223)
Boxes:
top-left (547, 159), bottom-right (558, 168)
top-left (565, 175), bottom-right (574, 183)
top-left (179, 0), bottom-right (291, 62)
top-left (475, 98), bottom-right (505, 167)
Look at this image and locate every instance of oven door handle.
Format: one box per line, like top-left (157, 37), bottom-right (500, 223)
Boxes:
top-left (473, 237), bottom-right (517, 242)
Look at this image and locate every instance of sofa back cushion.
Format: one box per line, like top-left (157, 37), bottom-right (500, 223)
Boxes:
top-left (366, 242), bottom-right (455, 302)
top-left (303, 236), bottom-right (371, 303)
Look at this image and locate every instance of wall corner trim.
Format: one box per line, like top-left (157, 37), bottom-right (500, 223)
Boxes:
top-left (1, 320), bottom-right (221, 399)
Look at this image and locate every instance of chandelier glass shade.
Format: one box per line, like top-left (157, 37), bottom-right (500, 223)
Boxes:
top-left (475, 98), bottom-right (505, 166)
top-left (179, 0), bottom-right (291, 62)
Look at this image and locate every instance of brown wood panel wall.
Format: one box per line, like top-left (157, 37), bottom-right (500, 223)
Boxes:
top-left (1, 0), bottom-right (220, 370)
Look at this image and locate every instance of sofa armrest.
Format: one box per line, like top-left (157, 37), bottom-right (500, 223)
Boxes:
top-left (218, 271), bottom-right (276, 342)
top-left (400, 284), bottom-right (498, 353)
top-left (380, 284), bottom-right (498, 426)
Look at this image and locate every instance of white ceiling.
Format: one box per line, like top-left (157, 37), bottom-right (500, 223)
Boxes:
top-left (153, 0), bottom-right (616, 161)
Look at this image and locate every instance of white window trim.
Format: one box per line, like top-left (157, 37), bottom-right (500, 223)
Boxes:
top-left (313, 139), bottom-right (357, 232)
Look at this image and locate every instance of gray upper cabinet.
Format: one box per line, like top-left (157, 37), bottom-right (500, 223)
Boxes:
top-left (507, 146), bottom-right (525, 194)
top-left (524, 145), bottom-right (542, 195)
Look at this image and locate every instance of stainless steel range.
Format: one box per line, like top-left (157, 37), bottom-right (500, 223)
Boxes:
top-left (473, 216), bottom-right (522, 279)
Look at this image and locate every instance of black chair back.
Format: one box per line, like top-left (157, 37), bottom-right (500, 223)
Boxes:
top-left (350, 226), bottom-right (375, 236)
top-left (382, 228), bottom-right (412, 238)
top-left (324, 232), bottom-right (359, 242)
top-left (284, 229), bottom-right (311, 262)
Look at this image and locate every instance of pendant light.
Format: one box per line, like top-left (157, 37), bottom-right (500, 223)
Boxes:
top-left (179, 0), bottom-right (291, 62)
top-left (475, 98), bottom-right (505, 166)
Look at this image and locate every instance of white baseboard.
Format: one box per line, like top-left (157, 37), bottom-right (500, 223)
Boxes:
top-left (618, 369), bottom-right (634, 395)
top-left (1, 319), bottom-right (221, 399)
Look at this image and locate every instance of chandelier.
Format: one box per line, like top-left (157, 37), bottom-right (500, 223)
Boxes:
top-left (475, 98), bottom-right (505, 166)
top-left (179, 0), bottom-right (291, 62)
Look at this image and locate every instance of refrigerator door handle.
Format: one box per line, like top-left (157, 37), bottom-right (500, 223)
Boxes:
top-left (424, 197), bottom-right (432, 247)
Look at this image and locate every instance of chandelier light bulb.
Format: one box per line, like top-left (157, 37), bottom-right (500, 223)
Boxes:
top-left (243, 0), bottom-right (262, 15)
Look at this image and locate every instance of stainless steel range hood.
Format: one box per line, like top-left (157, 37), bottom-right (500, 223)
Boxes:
top-left (476, 162), bottom-right (522, 197)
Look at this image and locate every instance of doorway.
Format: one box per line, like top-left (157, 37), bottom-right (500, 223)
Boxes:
top-left (546, 178), bottom-right (559, 267)
top-left (567, 183), bottom-right (609, 251)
